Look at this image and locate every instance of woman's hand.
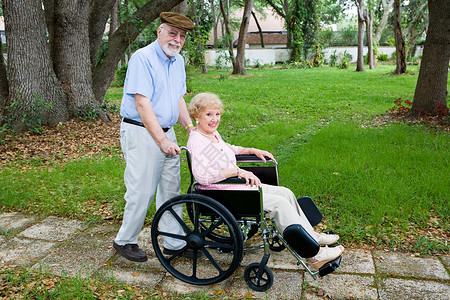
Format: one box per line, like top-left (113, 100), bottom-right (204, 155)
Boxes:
top-left (253, 149), bottom-right (276, 163)
top-left (237, 169), bottom-right (261, 187)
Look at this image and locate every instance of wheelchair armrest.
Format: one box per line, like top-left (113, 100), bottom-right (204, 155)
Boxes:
top-left (235, 154), bottom-right (275, 163)
top-left (216, 176), bottom-right (247, 184)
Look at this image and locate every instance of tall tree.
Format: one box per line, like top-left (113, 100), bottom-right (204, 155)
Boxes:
top-left (3, 0), bottom-right (70, 129)
top-left (189, 0), bottom-right (208, 74)
top-left (404, 0), bottom-right (428, 60)
top-left (410, 0), bottom-right (449, 117)
top-left (219, 0), bottom-right (237, 68)
top-left (219, 0), bottom-right (253, 74)
top-left (234, 0), bottom-right (253, 74)
top-left (393, 0), bottom-right (406, 74)
top-left (373, 0), bottom-right (394, 45)
top-left (251, 10), bottom-right (265, 48)
top-left (266, 0), bottom-right (320, 61)
top-left (355, 0), bottom-right (365, 71)
top-left (365, 7), bottom-right (374, 69)
top-left (209, 0), bottom-right (219, 48)
top-left (0, 42), bottom-right (8, 120)
top-left (1, 0), bottom-right (185, 131)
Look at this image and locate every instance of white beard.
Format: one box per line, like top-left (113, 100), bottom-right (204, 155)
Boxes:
top-left (163, 41), bottom-right (181, 57)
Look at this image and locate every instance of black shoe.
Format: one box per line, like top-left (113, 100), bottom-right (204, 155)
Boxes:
top-left (163, 247), bottom-right (203, 259)
top-left (113, 242), bottom-right (148, 262)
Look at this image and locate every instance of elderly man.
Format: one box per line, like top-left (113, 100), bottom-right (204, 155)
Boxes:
top-left (113, 12), bottom-right (195, 262)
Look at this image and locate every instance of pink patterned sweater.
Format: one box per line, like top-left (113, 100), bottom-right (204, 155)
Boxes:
top-left (187, 130), bottom-right (258, 190)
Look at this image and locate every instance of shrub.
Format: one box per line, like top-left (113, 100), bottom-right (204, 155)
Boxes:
top-left (114, 64), bottom-right (128, 87)
top-left (329, 50), bottom-right (338, 67)
top-left (339, 50), bottom-right (352, 69)
top-left (378, 54), bottom-right (390, 61)
top-left (386, 98), bottom-right (412, 117)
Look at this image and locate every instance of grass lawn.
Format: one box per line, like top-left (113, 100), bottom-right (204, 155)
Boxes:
top-left (1, 63), bottom-right (449, 299)
top-left (1, 64), bottom-right (448, 255)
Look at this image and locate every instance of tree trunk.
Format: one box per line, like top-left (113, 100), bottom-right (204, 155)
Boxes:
top-left (173, 0), bottom-right (189, 15)
top-left (219, 0), bottom-right (236, 68)
top-left (366, 10), bottom-right (374, 69)
top-left (410, 0), bottom-right (449, 117)
top-left (3, 0), bottom-right (69, 129)
top-left (53, 0), bottom-right (108, 120)
top-left (109, 0), bottom-right (119, 41)
top-left (252, 11), bottom-right (264, 48)
top-left (265, 0), bottom-right (289, 50)
top-left (88, 0), bottom-right (117, 68)
top-left (356, 0), bottom-right (365, 72)
top-left (0, 42), bottom-right (8, 119)
top-left (393, 0), bottom-right (407, 74)
top-left (405, 0), bottom-right (428, 60)
top-left (2, 0), bottom-right (185, 130)
top-left (374, 0), bottom-right (394, 45)
top-left (209, 0), bottom-right (218, 48)
top-left (233, 0), bottom-right (253, 75)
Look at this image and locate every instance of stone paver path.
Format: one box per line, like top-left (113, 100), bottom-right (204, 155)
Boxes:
top-left (1, 212), bottom-right (449, 299)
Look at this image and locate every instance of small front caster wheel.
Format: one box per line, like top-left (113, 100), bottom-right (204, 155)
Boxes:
top-left (244, 262), bottom-right (273, 292)
top-left (268, 236), bottom-right (286, 252)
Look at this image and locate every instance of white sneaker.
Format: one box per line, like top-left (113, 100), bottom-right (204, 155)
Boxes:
top-left (310, 245), bottom-right (344, 269)
top-left (316, 233), bottom-right (340, 246)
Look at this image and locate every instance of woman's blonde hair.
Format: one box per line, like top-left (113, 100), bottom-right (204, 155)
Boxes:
top-left (188, 92), bottom-right (223, 121)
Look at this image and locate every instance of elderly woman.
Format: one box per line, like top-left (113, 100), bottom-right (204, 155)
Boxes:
top-left (187, 92), bottom-right (344, 269)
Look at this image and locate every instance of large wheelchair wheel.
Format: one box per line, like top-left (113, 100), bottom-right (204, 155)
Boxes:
top-left (151, 194), bottom-right (244, 285)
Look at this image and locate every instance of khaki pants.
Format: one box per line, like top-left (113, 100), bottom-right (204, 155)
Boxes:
top-left (114, 121), bottom-right (184, 250)
top-left (261, 184), bottom-right (317, 241)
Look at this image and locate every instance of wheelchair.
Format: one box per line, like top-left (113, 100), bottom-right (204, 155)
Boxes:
top-left (150, 147), bottom-right (342, 292)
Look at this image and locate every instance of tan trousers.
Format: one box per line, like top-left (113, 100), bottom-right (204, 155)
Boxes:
top-left (261, 184), bottom-right (317, 241)
top-left (115, 122), bottom-right (184, 249)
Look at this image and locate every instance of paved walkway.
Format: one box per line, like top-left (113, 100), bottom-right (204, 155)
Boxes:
top-left (0, 212), bottom-right (448, 299)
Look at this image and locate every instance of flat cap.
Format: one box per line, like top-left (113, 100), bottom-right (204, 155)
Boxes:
top-left (160, 12), bottom-right (194, 31)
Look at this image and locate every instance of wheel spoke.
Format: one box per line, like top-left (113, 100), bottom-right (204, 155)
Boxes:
top-left (199, 217), bottom-right (225, 238)
top-left (193, 203), bottom-right (201, 233)
top-left (203, 240), bottom-right (234, 250)
top-left (201, 248), bottom-right (225, 274)
top-left (155, 229), bottom-right (188, 241)
top-left (152, 195), bottom-right (243, 286)
top-left (166, 206), bottom-right (192, 234)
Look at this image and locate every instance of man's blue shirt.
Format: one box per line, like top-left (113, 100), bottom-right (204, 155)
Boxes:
top-left (120, 41), bottom-right (187, 127)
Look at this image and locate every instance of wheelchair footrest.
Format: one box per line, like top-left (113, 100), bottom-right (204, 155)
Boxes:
top-left (318, 255), bottom-right (342, 277)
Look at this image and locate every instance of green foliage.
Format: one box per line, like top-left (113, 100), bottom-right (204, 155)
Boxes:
top-left (213, 50), bottom-right (232, 70)
top-left (113, 63), bottom-right (128, 87)
top-left (378, 53), bottom-right (390, 61)
top-left (318, 28), bottom-right (334, 47)
top-left (75, 105), bottom-right (99, 121)
top-left (0, 124), bottom-right (7, 145)
top-left (4, 91), bottom-right (53, 135)
top-left (288, 0), bottom-right (320, 61)
top-left (95, 38), bottom-right (109, 65)
top-left (329, 49), bottom-right (338, 66)
top-left (338, 50), bottom-right (352, 69)
top-left (311, 44), bottom-right (324, 67)
top-left (338, 25), bottom-right (357, 46)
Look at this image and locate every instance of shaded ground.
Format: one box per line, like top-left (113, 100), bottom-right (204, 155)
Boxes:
top-left (0, 114), bottom-right (122, 166)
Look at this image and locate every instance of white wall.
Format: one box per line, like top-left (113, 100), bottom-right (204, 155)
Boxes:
top-left (204, 46), bottom-right (424, 67)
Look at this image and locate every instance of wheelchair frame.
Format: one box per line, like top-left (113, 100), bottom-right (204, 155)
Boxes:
top-left (150, 147), bottom-right (341, 292)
